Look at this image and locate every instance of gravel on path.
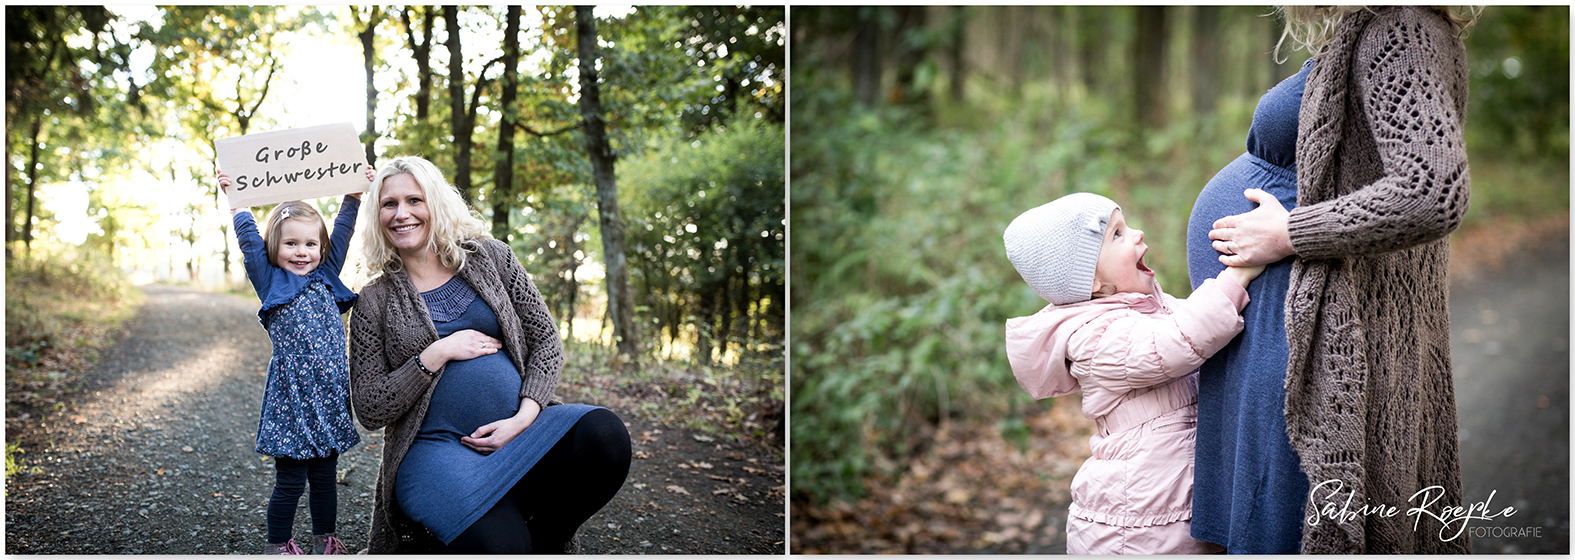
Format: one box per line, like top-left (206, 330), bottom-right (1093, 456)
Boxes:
top-left (4, 284), bottom-right (785, 554)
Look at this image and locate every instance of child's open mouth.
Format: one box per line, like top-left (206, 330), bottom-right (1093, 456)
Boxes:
top-left (1137, 253), bottom-right (1153, 275)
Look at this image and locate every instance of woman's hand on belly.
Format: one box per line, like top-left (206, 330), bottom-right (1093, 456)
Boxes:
top-left (421, 329), bottom-right (503, 371)
top-left (1209, 188), bottom-right (1295, 267)
top-left (460, 397), bottom-right (542, 455)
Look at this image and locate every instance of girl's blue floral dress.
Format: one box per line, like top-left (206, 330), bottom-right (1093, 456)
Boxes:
top-left (234, 196), bottom-right (363, 460)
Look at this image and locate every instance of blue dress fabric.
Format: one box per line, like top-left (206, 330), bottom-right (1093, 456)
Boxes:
top-left (1185, 58), bottom-right (1314, 554)
top-left (255, 281), bottom-right (363, 459)
top-left (394, 275), bottom-right (597, 544)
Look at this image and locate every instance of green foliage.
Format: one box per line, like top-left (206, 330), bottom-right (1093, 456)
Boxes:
top-left (5, 243), bottom-right (142, 424)
top-left (6, 244), bottom-right (141, 362)
top-left (621, 114), bottom-right (785, 361)
top-left (1465, 6), bottom-right (1570, 159)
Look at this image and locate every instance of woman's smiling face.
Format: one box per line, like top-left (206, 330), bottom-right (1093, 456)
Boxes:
top-left (379, 173), bottom-right (430, 256)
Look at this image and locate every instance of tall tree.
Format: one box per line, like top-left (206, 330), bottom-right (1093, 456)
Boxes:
top-left (1134, 6), bottom-right (1169, 130)
top-left (946, 6), bottom-right (968, 102)
top-left (399, 6), bottom-right (436, 122)
top-left (853, 8), bottom-right (880, 107)
top-left (444, 6), bottom-right (498, 205)
top-left (350, 7), bottom-right (382, 165)
top-left (1191, 6), bottom-right (1221, 116)
top-left (490, 6), bottom-right (522, 240)
top-left (6, 6), bottom-right (113, 254)
top-left (575, 6), bottom-right (637, 357)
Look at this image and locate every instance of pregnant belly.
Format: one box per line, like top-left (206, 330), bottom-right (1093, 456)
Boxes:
top-left (1186, 153), bottom-right (1299, 288)
top-left (420, 351), bottom-right (523, 439)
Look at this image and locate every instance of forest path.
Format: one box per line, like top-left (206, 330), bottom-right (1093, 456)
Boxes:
top-left (3, 284), bottom-right (784, 554)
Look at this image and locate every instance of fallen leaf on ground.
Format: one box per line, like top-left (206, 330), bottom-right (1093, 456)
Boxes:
top-left (665, 485), bottom-right (690, 495)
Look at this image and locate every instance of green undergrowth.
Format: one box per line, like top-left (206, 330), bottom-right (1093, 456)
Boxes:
top-left (5, 244), bottom-right (144, 472)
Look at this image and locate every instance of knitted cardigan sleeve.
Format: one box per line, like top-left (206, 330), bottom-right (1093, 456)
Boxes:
top-left (1286, 8), bottom-right (1470, 259)
top-left (482, 238), bottom-right (563, 406)
top-left (349, 279), bottom-right (437, 430)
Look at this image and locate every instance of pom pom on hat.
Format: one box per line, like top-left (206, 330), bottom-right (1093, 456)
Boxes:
top-left (1003, 192), bottom-right (1119, 305)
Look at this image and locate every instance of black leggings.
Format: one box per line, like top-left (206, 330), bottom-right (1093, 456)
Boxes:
top-left (267, 453), bottom-right (339, 543)
top-left (443, 408), bottom-right (632, 554)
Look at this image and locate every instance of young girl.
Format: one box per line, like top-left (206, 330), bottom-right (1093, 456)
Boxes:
top-left (1001, 192), bottom-right (1261, 554)
top-left (218, 167), bottom-right (373, 555)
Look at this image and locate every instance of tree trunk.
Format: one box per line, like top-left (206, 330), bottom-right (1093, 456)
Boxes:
top-left (401, 7), bottom-right (435, 122)
top-left (891, 6), bottom-right (928, 107)
top-left (6, 116), bottom-right (17, 258)
top-left (576, 6), bottom-right (637, 357)
top-left (1077, 6), bottom-right (1101, 95)
top-left (22, 115), bottom-right (43, 251)
top-left (947, 6), bottom-right (966, 102)
top-left (359, 7), bottom-right (382, 165)
top-left (492, 6), bottom-right (521, 240)
top-left (853, 7), bottom-right (881, 108)
top-left (1133, 6), bottom-right (1168, 131)
top-left (445, 6), bottom-right (475, 205)
top-left (1191, 6), bottom-right (1220, 116)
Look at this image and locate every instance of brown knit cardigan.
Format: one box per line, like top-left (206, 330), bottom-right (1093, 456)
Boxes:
top-left (349, 237), bottom-right (564, 553)
top-left (1285, 7), bottom-right (1471, 554)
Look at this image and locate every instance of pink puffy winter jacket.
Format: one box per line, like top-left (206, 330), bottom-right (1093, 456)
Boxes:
top-left (1004, 277), bottom-right (1247, 554)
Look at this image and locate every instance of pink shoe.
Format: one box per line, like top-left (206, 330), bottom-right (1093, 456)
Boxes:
top-left (313, 534), bottom-right (349, 555)
top-left (263, 538), bottom-right (305, 555)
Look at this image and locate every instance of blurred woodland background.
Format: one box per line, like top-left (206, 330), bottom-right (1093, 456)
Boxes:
top-left (790, 6), bottom-right (1569, 553)
top-left (5, 6), bottom-right (785, 468)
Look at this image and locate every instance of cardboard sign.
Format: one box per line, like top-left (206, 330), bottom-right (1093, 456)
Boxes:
top-left (215, 122), bottom-right (370, 209)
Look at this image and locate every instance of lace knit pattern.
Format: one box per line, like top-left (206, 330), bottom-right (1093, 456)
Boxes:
top-left (1284, 7), bottom-right (1470, 554)
top-left (420, 275), bottom-right (478, 323)
top-left (349, 237), bottom-right (564, 553)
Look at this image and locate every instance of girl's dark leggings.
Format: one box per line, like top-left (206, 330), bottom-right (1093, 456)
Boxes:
top-left (443, 408), bottom-right (633, 554)
top-left (267, 453), bottom-right (339, 544)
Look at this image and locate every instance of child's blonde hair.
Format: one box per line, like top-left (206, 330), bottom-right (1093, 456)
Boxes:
top-left (357, 155), bottom-right (490, 281)
top-left (261, 201), bottom-right (329, 268)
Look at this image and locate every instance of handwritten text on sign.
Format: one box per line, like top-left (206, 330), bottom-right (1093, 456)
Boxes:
top-left (214, 122), bottom-right (370, 209)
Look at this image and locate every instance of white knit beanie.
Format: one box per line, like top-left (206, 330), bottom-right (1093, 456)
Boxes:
top-left (1003, 192), bottom-right (1119, 305)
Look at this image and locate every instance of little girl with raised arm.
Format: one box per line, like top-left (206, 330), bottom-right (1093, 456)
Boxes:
top-left (1002, 192), bottom-right (1261, 554)
top-left (217, 166), bottom-right (372, 554)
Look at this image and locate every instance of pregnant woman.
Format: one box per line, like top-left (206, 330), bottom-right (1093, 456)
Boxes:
top-left (1184, 54), bottom-right (1311, 555)
top-left (1191, 6), bottom-right (1477, 553)
top-left (350, 156), bottom-right (631, 553)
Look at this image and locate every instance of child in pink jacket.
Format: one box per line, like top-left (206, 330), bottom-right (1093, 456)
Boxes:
top-left (1002, 192), bottom-right (1261, 554)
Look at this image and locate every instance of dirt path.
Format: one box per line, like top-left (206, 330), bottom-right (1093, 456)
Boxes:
top-left (4, 284), bottom-right (784, 554)
top-left (1450, 226), bottom-right (1569, 553)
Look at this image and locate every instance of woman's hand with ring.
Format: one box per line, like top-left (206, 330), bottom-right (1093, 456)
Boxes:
top-left (434, 329), bottom-right (502, 364)
top-left (1209, 189), bottom-right (1296, 267)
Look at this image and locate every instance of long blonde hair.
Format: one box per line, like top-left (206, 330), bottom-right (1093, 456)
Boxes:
top-left (262, 201), bottom-right (329, 268)
top-left (1273, 6), bottom-right (1483, 63)
top-left (357, 156), bottom-right (490, 281)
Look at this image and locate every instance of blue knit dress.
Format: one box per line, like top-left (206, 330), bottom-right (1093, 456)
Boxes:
top-left (1185, 58), bottom-right (1314, 553)
top-left (394, 275), bottom-right (597, 544)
